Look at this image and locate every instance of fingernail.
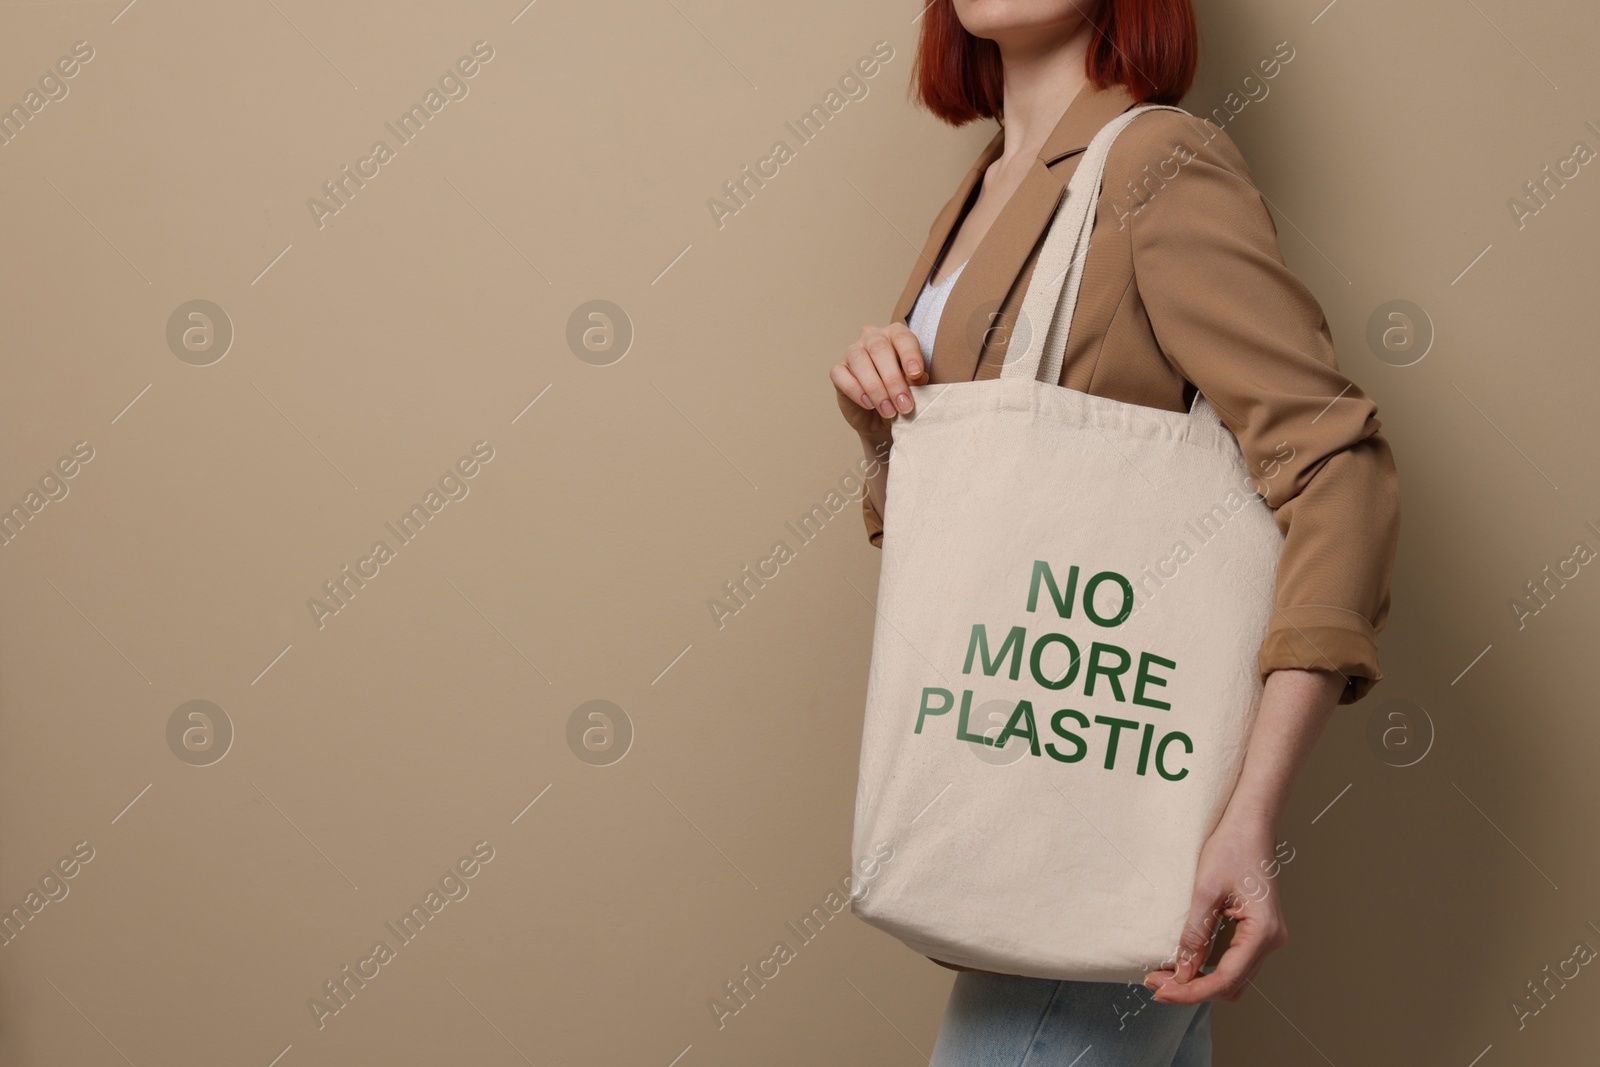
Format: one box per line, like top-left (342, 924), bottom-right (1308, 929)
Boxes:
top-left (907, 361), bottom-right (922, 377)
top-left (859, 393), bottom-right (871, 408)
top-left (895, 393), bottom-right (912, 412)
top-left (879, 400), bottom-right (896, 417)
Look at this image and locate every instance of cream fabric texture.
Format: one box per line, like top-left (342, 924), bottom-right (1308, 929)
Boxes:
top-left (849, 106), bottom-right (1285, 982)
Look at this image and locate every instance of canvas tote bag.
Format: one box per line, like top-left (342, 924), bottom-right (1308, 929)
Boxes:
top-left (849, 104), bottom-right (1285, 983)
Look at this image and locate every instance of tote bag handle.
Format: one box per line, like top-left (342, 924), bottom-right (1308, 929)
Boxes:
top-left (1002, 103), bottom-right (1190, 386)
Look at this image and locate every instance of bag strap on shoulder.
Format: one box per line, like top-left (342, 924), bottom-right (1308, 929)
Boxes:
top-left (1002, 103), bottom-right (1190, 388)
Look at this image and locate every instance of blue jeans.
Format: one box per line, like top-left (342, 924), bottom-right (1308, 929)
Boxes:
top-left (929, 971), bottom-right (1212, 1067)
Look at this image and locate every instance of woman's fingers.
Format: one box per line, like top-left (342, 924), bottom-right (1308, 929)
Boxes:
top-left (863, 327), bottom-right (917, 415)
top-left (887, 322), bottom-right (927, 383)
top-left (845, 342), bottom-right (896, 418)
top-left (829, 361), bottom-right (873, 410)
top-left (1151, 908), bottom-right (1287, 1005)
top-left (1170, 884), bottom-right (1229, 984)
top-left (836, 324), bottom-right (927, 420)
top-left (1141, 815), bottom-right (1292, 1004)
top-left (1152, 927), bottom-right (1259, 1003)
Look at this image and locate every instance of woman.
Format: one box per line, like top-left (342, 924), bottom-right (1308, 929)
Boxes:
top-left (830, 1), bottom-right (1400, 1063)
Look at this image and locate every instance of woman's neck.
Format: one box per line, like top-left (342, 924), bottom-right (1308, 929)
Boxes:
top-left (993, 30), bottom-right (1094, 168)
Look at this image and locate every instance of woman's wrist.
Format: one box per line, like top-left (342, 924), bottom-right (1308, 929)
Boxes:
top-left (1216, 669), bottom-right (1343, 837)
top-left (1215, 802), bottom-right (1280, 838)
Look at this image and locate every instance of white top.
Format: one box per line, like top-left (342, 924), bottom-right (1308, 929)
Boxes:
top-left (906, 260), bottom-right (966, 371)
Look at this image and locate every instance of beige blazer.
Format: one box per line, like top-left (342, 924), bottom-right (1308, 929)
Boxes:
top-left (846, 80), bottom-right (1400, 710)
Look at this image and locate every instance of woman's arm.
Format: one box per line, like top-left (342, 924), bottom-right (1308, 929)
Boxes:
top-left (1113, 111), bottom-right (1402, 997)
top-left (1116, 111), bottom-right (1402, 705)
top-left (1144, 667), bottom-right (1341, 1002)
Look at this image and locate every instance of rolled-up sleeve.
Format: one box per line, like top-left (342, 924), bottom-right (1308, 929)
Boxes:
top-left (1124, 113), bottom-right (1401, 704)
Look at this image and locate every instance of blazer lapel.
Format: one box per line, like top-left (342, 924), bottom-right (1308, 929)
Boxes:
top-left (909, 82), bottom-right (1139, 385)
top-left (890, 130), bottom-right (1001, 330)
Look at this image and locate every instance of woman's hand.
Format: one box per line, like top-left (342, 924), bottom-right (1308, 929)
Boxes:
top-left (1140, 668), bottom-right (1342, 1004)
top-left (831, 323), bottom-right (928, 439)
top-left (1142, 812), bottom-right (1288, 1004)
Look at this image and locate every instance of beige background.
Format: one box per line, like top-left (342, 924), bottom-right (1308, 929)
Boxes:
top-left (1, 0), bottom-right (1597, 1063)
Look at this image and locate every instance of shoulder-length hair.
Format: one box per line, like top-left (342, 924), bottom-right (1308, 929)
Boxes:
top-left (913, 0), bottom-right (1198, 124)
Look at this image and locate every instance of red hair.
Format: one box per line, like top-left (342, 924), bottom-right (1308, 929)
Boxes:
top-left (912, 0), bottom-right (1198, 124)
